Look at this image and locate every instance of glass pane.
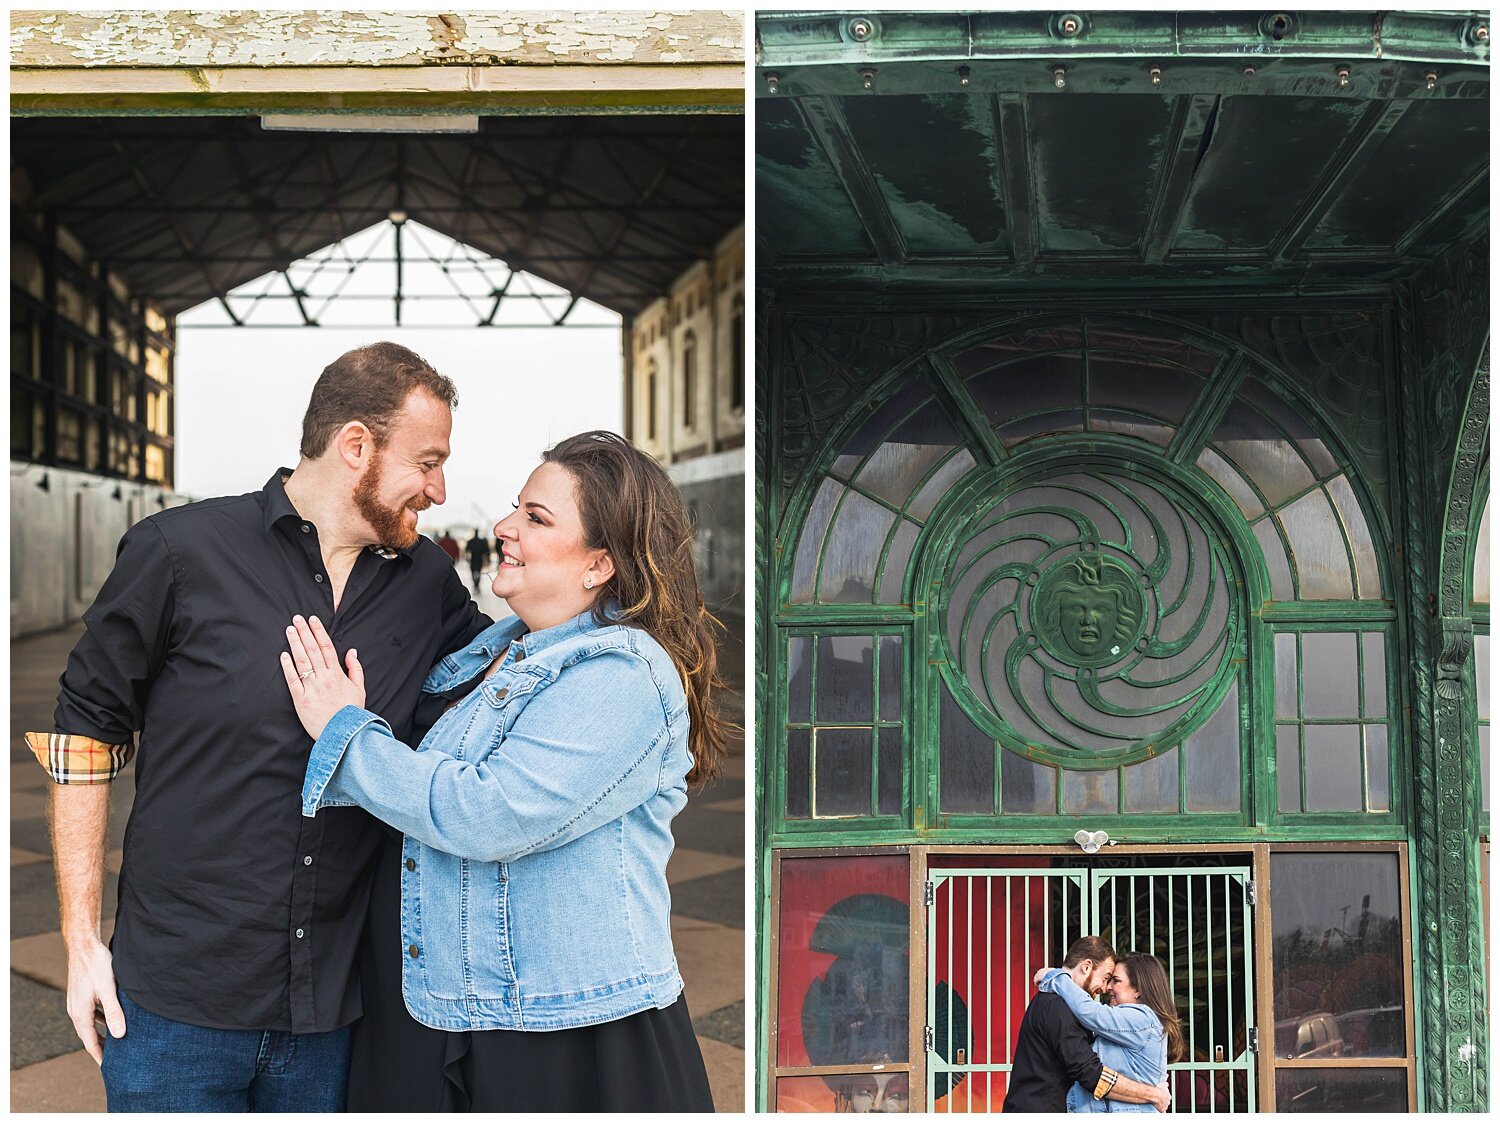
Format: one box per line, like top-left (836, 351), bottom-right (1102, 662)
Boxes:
top-left (1000, 749), bottom-right (1057, 814)
top-left (1475, 633), bottom-right (1490, 720)
top-left (1061, 767), bottom-right (1118, 815)
top-left (1278, 489), bottom-right (1354, 599)
top-left (1325, 474), bottom-right (1382, 598)
top-left (775, 854), bottom-right (910, 1068)
top-left (1183, 681), bottom-right (1240, 812)
top-left (1302, 633), bottom-right (1359, 718)
top-left (1088, 353), bottom-right (1202, 424)
top-left (940, 683), bottom-right (994, 814)
top-left (1362, 632), bottom-right (1387, 718)
top-left (1303, 724), bottom-right (1364, 812)
top-left (855, 400), bottom-right (959, 511)
top-left (1270, 853), bottom-right (1407, 1060)
top-left (1211, 400), bottom-right (1316, 508)
top-left (1239, 377), bottom-right (1339, 478)
top-left (1123, 747), bottom-right (1178, 813)
top-left (787, 636), bottom-right (811, 723)
top-left (878, 728), bottom-right (902, 817)
top-left (996, 408), bottom-right (1084, 449)
top-left (879, 635), bottom-right (902, 721)
top-left (1275, 633), bottom-right (1299, 719)
top-left (791, 479), bottom-right (841, 602)
top-left (1088, 409), bottom-right (1173, 446)
top-left (814, 728), bottom-right (873, 818)
top-left (1274, 1068), bottom-right (1406, 1112)
top-left (1366, 725), bottom-right (1390, 812)
top-left (817, 635), bottom-right (873, 724)
top-left (1473, 494), bottom-right (1490, 605)
top-left (877, 519), bottom-right (919, 605)
top-left (1480, 724), bottom-right (1490, 816)
top-left (965, 347), bottom-right (1084, 429)
top-left (830, 374), bottom-right (933, 479)
top-left (908, 448), bottom-right (975, 522)
top-left (786, 729), bottom-right (811, 819)
top-left (820, 490), bottom-right (897, 603)
top-left (950, 323), bottom-right (1082, 378)
top-left (1196, 447), bottom-right (1265, 520)
top-left (776, 1073), bottom-right (911, 1113)
top-left (1277, 726), bottom-right (1301, 813)
top-left (1252, 518), bottom-right (1296, 601)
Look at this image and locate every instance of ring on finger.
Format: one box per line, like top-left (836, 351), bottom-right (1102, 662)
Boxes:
top-left (299, 668), bottom-right (316, 680)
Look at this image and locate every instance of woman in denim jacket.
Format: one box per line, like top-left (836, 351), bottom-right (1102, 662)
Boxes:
top-left (1034, 953), bottom-right (1183, 1112)
top-left (281, 431), bottom-right (725, 1111)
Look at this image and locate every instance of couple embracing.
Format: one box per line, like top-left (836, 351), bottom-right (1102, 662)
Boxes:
top-left (1003, 936), bottom-right (1182, 1113)
top-left (29, 343), bottom-right (719, 1112)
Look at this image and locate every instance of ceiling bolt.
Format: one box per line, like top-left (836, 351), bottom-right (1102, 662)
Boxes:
top-left (1052, 64), bottom-right (1068, 89)
top-left (849, 17), bottom-right (875, 42)
top-left (1426, 70), bottom-right (1438, 91)
top-left (1475, 24), bottom-right (1489, 42)
top-left (1061, 16), bottom-right (1080, 36)
top-left (859, 67), bottom-right (876, 91)
top-left (1148, 64), bottom-right (1163, 85)
top-left (765, 71), bottom-right (780, 95)
top-left (1336, 65), bottom-right (1351, 88)
top-left (1242, 64), bottom-right (1257, 77)
top-left (957, 65), bottom-right (971, 87)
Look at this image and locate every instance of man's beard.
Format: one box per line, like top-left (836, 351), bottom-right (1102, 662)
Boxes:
top-left (354, 454), bottom-right (431, 550)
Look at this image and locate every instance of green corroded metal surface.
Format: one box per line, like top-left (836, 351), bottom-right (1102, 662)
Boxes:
top-left (755, 10), bottom-right (1489, 295)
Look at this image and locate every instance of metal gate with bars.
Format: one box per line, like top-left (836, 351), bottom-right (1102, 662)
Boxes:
top-left (926, 862), bottom-right (1255, 1113)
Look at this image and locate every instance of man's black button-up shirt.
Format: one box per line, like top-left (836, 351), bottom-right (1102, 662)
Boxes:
top-left (51, 469), bottom-right (489, 1033)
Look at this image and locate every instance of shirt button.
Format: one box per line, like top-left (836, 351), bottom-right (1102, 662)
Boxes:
top-left (405, 858), bottom-right (417, 872)
top-left (315, 574), bottom-right (325, 583)
top-left (301, 524), bottom-right (311, 534)
top-left (409, 945), bottom-right (420, 958)
top-left (303, 855), bottom-right (313, 866)
top-left (295, 928), bottom-right (305, 939)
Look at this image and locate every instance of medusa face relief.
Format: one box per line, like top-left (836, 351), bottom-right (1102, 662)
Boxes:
top-left (1035, 552), bottom-right (1146, 668)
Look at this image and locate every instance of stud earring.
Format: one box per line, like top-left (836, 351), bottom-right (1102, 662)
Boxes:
top-left (584, 576), bottom-right (594, 590)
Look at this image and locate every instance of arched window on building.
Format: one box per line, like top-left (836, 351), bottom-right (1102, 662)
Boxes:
top-left (682, 330), bottom-right (697, 430)
top-left (645, 359), bottom-right (658, 443)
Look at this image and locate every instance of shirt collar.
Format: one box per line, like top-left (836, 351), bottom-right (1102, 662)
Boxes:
top-left (262, 467), bottom-right (416, 562)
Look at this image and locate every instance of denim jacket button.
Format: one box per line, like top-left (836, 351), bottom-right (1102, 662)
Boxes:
top-left (408, 944), bottom-right (420, 958)
top-left (406, 858), bottom-right (417, 871)
top-left (496, 687), bottom-right (508, 699)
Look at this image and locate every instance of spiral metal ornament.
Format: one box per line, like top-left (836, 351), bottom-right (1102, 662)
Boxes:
top-left (941, 469), bottom-right (1238, 764)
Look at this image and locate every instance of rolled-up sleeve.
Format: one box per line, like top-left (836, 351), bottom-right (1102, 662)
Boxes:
top-left (26, 519), bottom-right (175, 783)
top-left (301, 647), bottom-right (674, 863)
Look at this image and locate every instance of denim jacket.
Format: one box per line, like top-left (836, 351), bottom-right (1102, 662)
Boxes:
top-left (301, 608), bottom-right (690, 1031)
top-left (1036, 968), bottom-right (1167, 1113)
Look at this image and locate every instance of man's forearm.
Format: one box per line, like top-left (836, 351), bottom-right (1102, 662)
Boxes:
top-left (1105, 1071), bottom-right (1168, 1107)
top-left (50, 783), bottom-right (111, 947)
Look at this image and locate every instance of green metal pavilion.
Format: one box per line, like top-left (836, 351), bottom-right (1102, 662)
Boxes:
top-left (754, 9), bottom-right (1488, 1113)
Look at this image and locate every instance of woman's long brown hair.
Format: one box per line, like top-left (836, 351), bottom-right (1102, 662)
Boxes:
top-left (1116, 953), bottom-right (1186, 1063)
top-left (542, 431), bottom-right (729, 785)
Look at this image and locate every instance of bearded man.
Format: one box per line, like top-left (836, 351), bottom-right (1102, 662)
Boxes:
top-left (27, 342), bottom-right (489, 1111)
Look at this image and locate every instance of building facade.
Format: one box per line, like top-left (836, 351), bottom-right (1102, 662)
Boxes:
top-left (755, 10), bottom-right (1488, 1113)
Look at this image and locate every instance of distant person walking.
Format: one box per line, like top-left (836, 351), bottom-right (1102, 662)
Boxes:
top-left (465, 530), bottom-right (490, 591)
top-left (436, 531), bottom-right (460, 563)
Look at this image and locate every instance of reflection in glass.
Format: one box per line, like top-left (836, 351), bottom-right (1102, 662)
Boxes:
top-left (1279, 489), bottom-right (1354, 599)
top-left (820, 491), bottom-right (897, 603)
top-left (1361, 632), bottom-right (1387, 718)
top-left (776, 1072), bottom-right (912, 1113)
top-left (1274, 1068), bottom-right (1406, 1113)
top-left (787, 729), bottom-right (811, 819)
top-left (1303, 724), bottom-right (1363, 811)
top-left (878, 728), bottom-right (902, 817)
top-left (1123, 747), bottom-right (1177, 813)
top-left (1000, 749), bottom-right (1057, 814)
top-left (1277, 726), bottom-right (1301, 813)
top-left (818, 635), bottom-right (873, 724)
top-left (787, 636), bottom-right (811, 723)
top-left (1270, 853), bottom-right (1406, 1062)
top-left (1301, 632), bottom-right (1359, 718)
top-left (815, 727), bottom-right (873, 818)
top-left (1183, 682), bottom-right (1240, 812)
top-left (776, 854), bottom-right (910, 1069)
top-left (940, 682), bottom-right (994, 814)
top-left (1061, 767), bottom-right (1118, 815)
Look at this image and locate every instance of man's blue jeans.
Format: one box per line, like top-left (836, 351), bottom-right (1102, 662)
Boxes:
top-left (100, 991), bottom-right (350, 1112)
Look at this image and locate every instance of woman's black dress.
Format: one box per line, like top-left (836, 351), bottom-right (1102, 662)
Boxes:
top-left (347, 832), bottom-right (715, 1112)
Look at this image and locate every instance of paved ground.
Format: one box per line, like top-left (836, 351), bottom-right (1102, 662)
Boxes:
top-left (10, 564), bottom-right (745, 1111)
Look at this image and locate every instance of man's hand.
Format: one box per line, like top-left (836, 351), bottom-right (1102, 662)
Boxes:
top-left (65, 938), bottom-right (125, 1064)
top-left (280, 615), bottom-right (366, 739)
top-left (1147, 1083), bottom-right (1170, 1113)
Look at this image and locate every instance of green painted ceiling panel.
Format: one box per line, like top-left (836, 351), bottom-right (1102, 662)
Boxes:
top-left (757, 97), bottom-right (876, 258)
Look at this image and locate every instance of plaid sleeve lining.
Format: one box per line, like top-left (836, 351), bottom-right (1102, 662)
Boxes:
top-left (25, 732), bottom-right (134, 784)
top-left (1093, 1066), bottom-right (1120, 1101)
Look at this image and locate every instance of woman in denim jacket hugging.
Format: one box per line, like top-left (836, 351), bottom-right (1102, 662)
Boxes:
top-left (1034, 953), bottom-right (1183, 1112)
top-left (281, 431), bottom-right (725, 1111)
